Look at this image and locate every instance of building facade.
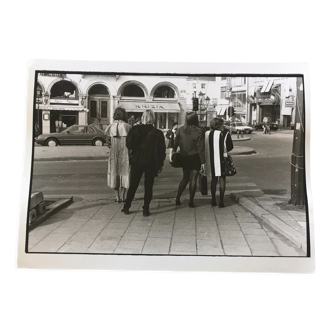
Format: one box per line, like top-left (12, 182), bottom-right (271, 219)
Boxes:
top-left (35, 74), bottom-right (297, 134)
top-left (35, 74), bottom-right (188, 134)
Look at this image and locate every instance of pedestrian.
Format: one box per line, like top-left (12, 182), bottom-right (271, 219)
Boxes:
top-left (165, 122), bottom-right (178, 148)
top-left (170, 112), bottom-right (205, 208)
top-left (128, 115), bottom-right (135, 127)
top-left (205, 117), bottom-right (233, 208)
top-left (104, 107), bottom-right (131, 203)
top-left (121, 110), bottom-right (166, 217)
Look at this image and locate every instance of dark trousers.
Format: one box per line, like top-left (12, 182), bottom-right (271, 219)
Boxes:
top-left (124, 163), bottom-right (155, 210)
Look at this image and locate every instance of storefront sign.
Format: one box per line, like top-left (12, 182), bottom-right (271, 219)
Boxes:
top-left (39, 73), bottom-right (66, 77)
top-left (50, 99), bottom-right (79, 105)
top-left (135, 104), bottom-right (165, 110)
top-left (285, 101), bottom-right (295, 107)
top-left (118, 101), bottom-right (180, 112)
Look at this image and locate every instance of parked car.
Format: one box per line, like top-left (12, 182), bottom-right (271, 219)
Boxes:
top-left (35, 125), bottom-right (106, 146)
top-left (91, 123), bottom-right (110, 131)
top-left (255, 122), bottom-right (280, 131)
top-left (224, 121), bottom-right (253, 134)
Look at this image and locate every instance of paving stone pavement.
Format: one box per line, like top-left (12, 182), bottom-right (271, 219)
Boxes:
top-left (28, 195), bottom-right (306, 257)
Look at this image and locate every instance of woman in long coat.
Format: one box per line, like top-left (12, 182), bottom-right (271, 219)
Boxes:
top-left (105, 107), bottom-right (131, 203)
top-left (205, 117), bottom-right (233, 208)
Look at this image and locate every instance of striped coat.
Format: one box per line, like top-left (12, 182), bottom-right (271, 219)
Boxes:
top-left (205, 129), bottom-right (233, 179)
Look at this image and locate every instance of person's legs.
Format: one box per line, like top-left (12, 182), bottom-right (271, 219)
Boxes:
top-left (176, 169), bottom-right (190, 204)
top-left (143, 166), bottom-right (155, 214)
top-left (123, 163), bottom-right (144, 212)
top-left (218, 176), bottom-right (226, 208)
top-left (121, 188), bottom-right (127, 202)
top-left (189, 170), bottom-right (199, 207)
top-left (211, 176), bottom-right (218, 206)
top-left (114, 188), bottom-right (120, 202)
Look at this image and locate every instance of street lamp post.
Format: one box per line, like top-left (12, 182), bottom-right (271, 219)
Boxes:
top-left (35, 86), bottom-right (42, 137)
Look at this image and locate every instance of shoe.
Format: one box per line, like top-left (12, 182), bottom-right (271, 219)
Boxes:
top-left (175, 199), bottom-right (181, 206)
top-left (210, 200), bottom-right (217, 207)
top-left (218, 202), bottom-right (225, 208)
top-left (143, 209), bottom-right (151, 217)
top-left (188, 202), bottom-right (195, 208)
top-left (115, 198), bottom-right (122, 203)
top-left (121, 206), bottom-right (130, 215)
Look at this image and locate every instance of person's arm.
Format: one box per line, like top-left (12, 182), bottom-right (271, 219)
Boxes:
top-left (226, 130), bottom-right (234, 152)
top-left (170, 128), bottom-right (180, 161)
top-left (126, 126), bottom-right (136, 150)
top-left (158, 131), bottom-right (166, 171)
top-left (197, 129), bottom-right (206, 164)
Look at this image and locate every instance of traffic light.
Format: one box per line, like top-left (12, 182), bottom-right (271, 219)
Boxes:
top-left (228, 106), bottom-right (235, 117)
top-left (193, 98), bottom-right (199, 112)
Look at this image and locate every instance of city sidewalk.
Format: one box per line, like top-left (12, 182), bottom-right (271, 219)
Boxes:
top-left (34, 145), bottom-right (256, 162)
top-left (28, 193), bottom-right (307, 256)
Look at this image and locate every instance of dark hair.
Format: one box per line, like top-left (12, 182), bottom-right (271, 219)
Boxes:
top-left (210, 117), bottom-right (224, 130)
top-left (183, 112), bottom-right (199, 133)
top-left (113, 107), bottom-right (128, 122)
top-left (172, 122), bottom-right (178, 128)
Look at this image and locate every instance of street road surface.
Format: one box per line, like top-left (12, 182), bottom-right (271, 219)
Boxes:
top-left (31, 131), bottom-right (294, 201)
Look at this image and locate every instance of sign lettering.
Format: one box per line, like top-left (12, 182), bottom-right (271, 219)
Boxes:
top-left (50, 99), bottom-right (79, 105)
top-left (135, 104), bottom-right (164, 109)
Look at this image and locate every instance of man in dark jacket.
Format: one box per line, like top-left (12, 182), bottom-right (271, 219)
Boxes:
top-left (122, 110), bottom-right (166, 217)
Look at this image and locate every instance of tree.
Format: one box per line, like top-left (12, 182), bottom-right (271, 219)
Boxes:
top-left (289, 77), bottom-right (306, 206)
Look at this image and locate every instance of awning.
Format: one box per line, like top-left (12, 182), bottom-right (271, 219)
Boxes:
top-left (118, 101), bottom-right (180, 113)
top-left (261, 80), bottom-right (273, 93)
top-left (36, 105), bottom-right (89, 112)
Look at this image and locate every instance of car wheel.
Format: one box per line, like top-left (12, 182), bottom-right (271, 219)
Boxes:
top-left (46, 138), bottom-right (58, 147)
top-left (93, 138), bottom-right (104, 146)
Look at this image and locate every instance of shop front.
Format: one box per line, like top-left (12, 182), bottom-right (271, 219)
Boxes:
top-left (117, 101), bottom-right (181, 132)
top-left (38, 106), bottom-right (89, 134)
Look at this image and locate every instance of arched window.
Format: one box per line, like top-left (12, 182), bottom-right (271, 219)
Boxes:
top-left (122, 84), bottom-right (145, 97)
top-left (88, 84), bottom-right (109, 95)
top-left (153, 85), bottom-right (176, 98)
top-left (50, 80), bottom-right (78, 99)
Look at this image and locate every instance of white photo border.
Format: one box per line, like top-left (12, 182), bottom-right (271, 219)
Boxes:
top-left (17, 60), bottom-right (314, 273)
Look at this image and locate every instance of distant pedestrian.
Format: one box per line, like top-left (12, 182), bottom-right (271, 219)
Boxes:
top-left (134, 117), bottom-right (142, 126)
top-left (205, 117), bottom-right (233, 208)
top-left (122, 110), bottom-right (166, 217)
top-left (170, 112), bottom-right (205, 208)
top-left (105, 107), bottom-right (131, 203)
top-left (165, 122), bottom-right (178, 148)
top-left (128, 115), bottom-right (135, 127)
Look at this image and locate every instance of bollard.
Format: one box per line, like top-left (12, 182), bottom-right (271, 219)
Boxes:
top-left (241, 131), bottom-right (244, 138)
top-left (237, 131), bottom-right (240, 139)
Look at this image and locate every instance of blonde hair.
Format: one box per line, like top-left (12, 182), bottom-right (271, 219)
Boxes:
top-left (141, 110), bottom-right (155, 125)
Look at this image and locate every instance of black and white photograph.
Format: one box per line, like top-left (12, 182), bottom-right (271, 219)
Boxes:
top-left (17, 61), bottom-right (313, 271)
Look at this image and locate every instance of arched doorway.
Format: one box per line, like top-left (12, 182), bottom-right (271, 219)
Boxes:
top-left (151, 84), bottom-right (179, 130)
top-left (88, 84), bottom-right (110, 128)
top-left (120, 84), bottom-right (146, 126)
top-left (48, 80), bottom-right (80, 132)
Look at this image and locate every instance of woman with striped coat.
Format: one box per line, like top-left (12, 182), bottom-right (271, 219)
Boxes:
top-left (205, 117), bottom-right (234, 208)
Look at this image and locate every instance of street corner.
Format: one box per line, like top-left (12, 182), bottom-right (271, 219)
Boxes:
top-left (28, 192), bottom-right (73, 232)
top-left (229, 192), bottom-right (308, 254)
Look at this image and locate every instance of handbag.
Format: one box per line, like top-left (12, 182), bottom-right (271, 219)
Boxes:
top-left (223, 132), bottom-right (237, 177)
top-left (170, 152), bottom-right (182, 168)
top-left (198, 170), bottom-right (208, 195)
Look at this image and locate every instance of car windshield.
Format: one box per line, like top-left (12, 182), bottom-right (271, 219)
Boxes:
top-left (234, 123), bottom-right (244, 126)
